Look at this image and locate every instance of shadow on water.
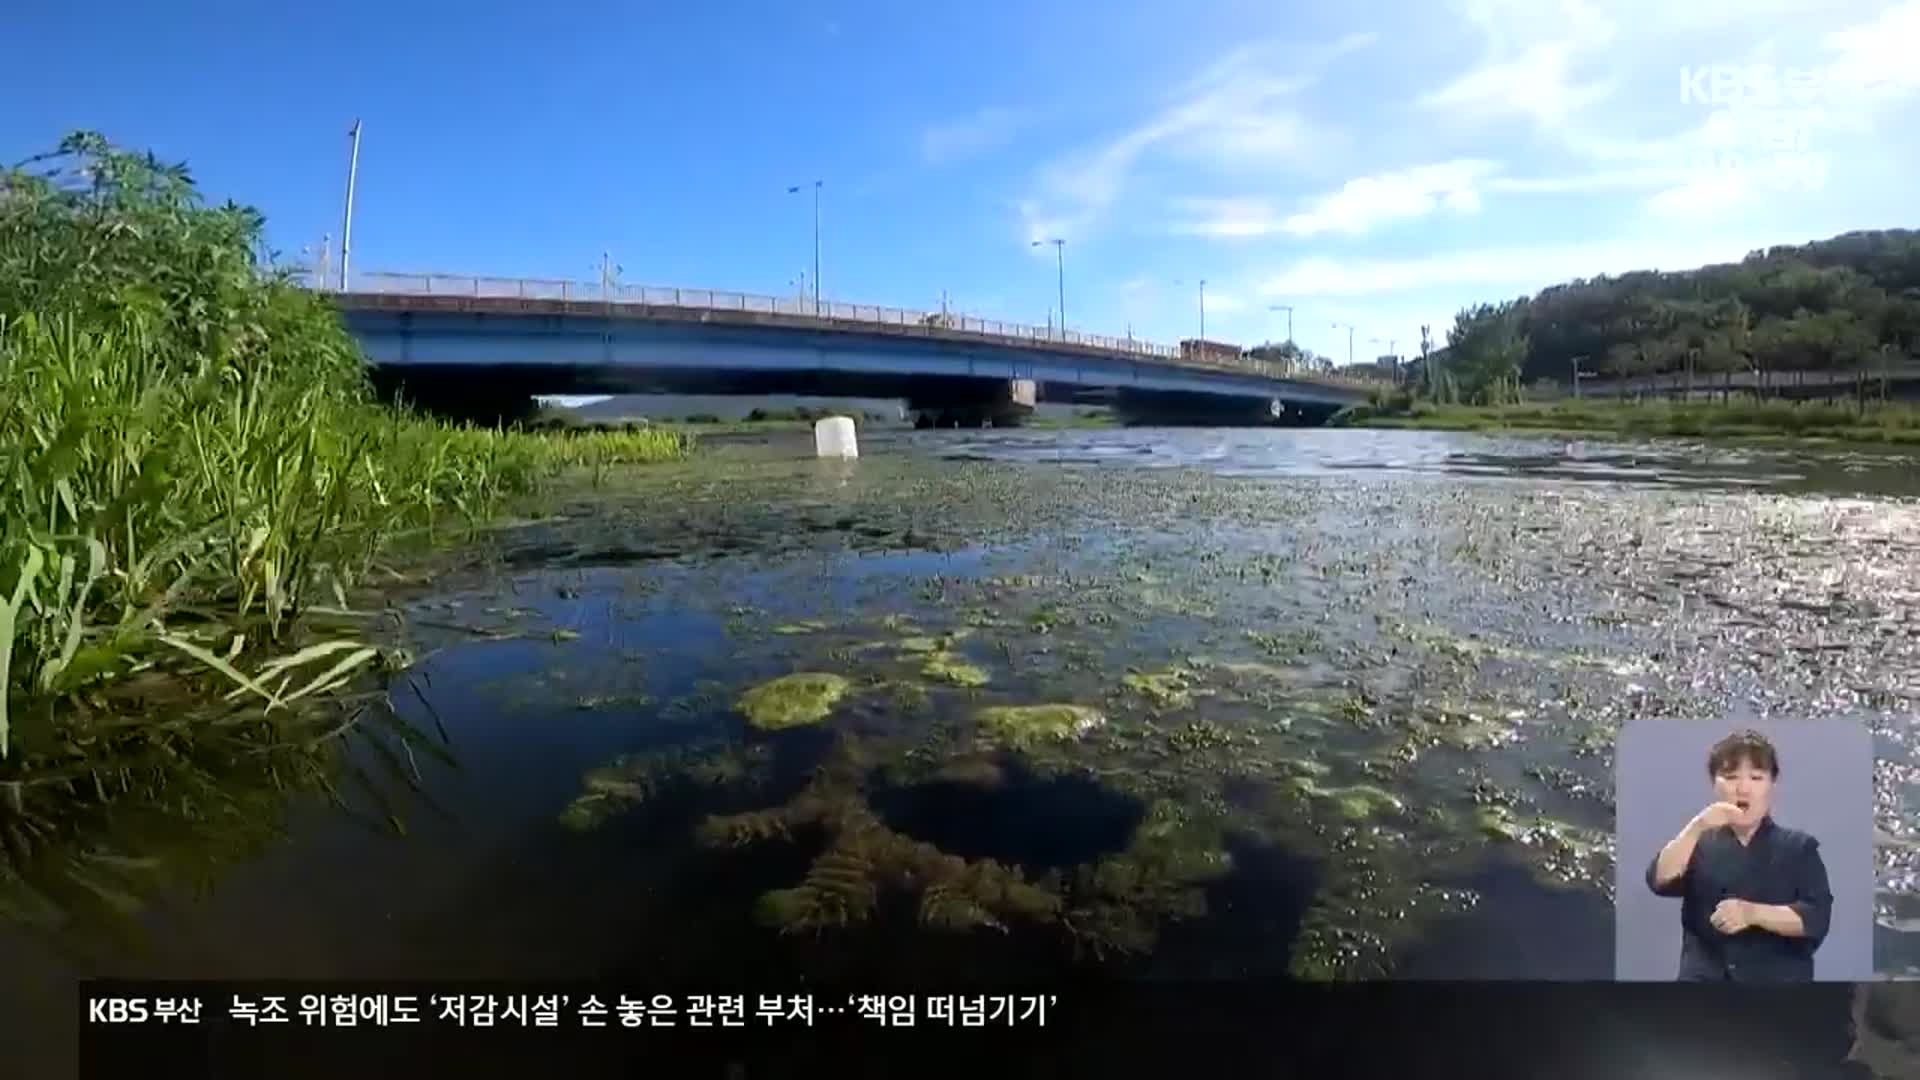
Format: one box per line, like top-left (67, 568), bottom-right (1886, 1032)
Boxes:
top-left (1394, 857), bottom-right (1616, 980)
top-left (1141, 833), bottom-right (1323, 980)
top-left (871, 758), bottom-right (1145, 872)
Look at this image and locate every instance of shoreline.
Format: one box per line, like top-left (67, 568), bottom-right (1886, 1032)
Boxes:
top-left (1338, 400), bottom-right (1920, 448)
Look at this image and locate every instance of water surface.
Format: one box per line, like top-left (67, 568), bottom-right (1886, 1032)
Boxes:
top-left (7, 426), bottom-right (1920, 1069)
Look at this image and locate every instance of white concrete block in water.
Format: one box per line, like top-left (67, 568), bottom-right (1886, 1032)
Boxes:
top-left (814, 415), bottom-right (859, 459)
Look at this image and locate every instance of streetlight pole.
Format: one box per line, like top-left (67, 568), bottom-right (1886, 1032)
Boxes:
top-left (598, 251), bottom-right (623, 304)
top-left (1269, 304), bottom-right (1294, 343)
top-left (788, 180), bottom-right (822, 315)
top-left (1031, 238), bottom-right (1065, 338)
top-left (1332, 322), bottom-right (1355, 368)
top-left (1371, 337), bottom-right (1400, 383)
top-left (1198, 279), bottom-right (1207, 340)
top-left (339, 119), bottom-right (361, 291)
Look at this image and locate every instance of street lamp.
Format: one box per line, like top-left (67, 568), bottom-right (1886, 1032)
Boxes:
top-left (1268, 304), bottom-right (1294, 343)
top-left (1170, 277), bottom-right (1210, 340)
top-left (597, 251), bottom-right (624, 299)
top-left (1031, 238), bottom-right (1065, 338)
top-left (302, 233), bottom-right (332, 292)
top-left (787, 180), bottom-right (822, 315)
top-left (1331, 322), bottom-right (1356, 368)
top-left (1370, 336), bottom-right (1400, 384)
top-left (339, 120), bottom-right (362, 291)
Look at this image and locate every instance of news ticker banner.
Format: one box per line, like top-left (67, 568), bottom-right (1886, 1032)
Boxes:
top-left (77, 979), bottom-right (1883, 1074)
top-left (87, 986), bottom-right (1055, 1031)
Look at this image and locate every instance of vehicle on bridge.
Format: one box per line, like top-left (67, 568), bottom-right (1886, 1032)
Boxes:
top-left (1179, 338), bottom-right (1247, 367)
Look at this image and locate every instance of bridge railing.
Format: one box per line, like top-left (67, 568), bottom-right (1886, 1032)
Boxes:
top-left (306, 269), bottom-right (1363, 387)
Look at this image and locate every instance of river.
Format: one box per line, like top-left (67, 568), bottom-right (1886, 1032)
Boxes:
top-left (5, 426), bottom-right (1920, 1070)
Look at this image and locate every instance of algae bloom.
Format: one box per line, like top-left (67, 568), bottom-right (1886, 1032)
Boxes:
top-left (1121, 669), bottom-right (1194, 709)
top-left (977, 704), bottom-right (1106, 748)
top-left (922, 652), bottom-right (990, 687)
top-left (737, 672), bottom-right (852, 730)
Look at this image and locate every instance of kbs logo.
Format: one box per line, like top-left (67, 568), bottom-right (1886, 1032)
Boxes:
top-left (88, 997), bottom-right (150, 1024)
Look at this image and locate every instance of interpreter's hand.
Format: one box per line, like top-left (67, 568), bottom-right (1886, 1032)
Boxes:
top-left (1710, 898), bottom-right (1754, 934)
top-left (1693, 802), bottom-right (1744, 831)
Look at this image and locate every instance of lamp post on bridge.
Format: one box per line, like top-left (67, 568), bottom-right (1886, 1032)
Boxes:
top-left (1268, 304), bottom-right (1295, 373)
top-left (1031, 238), bottom-right (1065, 339)
top-left (787, 180), bottom-right (822, 315)
top-left (1331, 322), bottom-right (1356, 369)
top-left (302, 234), bottom-right (332, 292)
top-left (339, 120), bottom-right (362, 291)
top-left (1268, 304), bottom-right (1294, 343)
top-left (1370, 336), bottom-right (1400, 384)
top-left (1171, 277), bottom-right (1209, 341)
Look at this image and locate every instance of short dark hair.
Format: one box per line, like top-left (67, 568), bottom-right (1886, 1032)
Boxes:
top-left (1708, 730), bottom-right (1780, 779)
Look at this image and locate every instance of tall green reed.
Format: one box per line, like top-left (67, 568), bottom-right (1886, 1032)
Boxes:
top-left (0, 132), bottom-right (687, 763)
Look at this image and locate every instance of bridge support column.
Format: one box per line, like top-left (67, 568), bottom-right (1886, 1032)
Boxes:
top-left (370, 369), bottom-right (542, 428)
top-left (908, 378), bottom-right (1036, 429)
top-left (1112, 389), bottom-right (1304, 427)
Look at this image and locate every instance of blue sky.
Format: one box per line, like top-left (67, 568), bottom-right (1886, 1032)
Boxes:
top-left (6, 1), bottom-right (1918, 365)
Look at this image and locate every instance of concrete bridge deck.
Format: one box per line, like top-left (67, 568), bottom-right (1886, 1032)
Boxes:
top-left (320, 271), bottom-right (1373, 426)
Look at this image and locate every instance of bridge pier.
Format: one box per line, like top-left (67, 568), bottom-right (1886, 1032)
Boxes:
top-left (908, 378), bottom-right (1036, 429)
top-left (369, 369), bottom-right (542, 427)
top-left (1112, 389), bottom-right (1328, 427)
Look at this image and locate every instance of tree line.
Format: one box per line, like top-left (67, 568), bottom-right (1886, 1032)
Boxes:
top-left (1425, 229), bottom-right (1920, 405)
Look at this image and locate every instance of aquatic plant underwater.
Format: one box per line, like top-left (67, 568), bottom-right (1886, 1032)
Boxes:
top-left (550, 519), bottom-right (1631, 978)
top-left (518, 442), bottom-right (1917, 978)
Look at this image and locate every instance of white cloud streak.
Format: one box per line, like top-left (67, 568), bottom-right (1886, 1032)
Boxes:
top-left (1019, 32), bottom-right (1376, 244)
top-left (1255, 236), bottom-right (1761, 297)
top-left (920, 107), bottom-right (1029, 165)
top-left (1281, 159), bottom-right (1498, 236)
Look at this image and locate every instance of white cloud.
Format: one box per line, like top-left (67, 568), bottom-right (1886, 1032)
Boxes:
top-left (1419, 1), bottom-right (1619, 128)
top-left (1255, 236), bottom-right (1760, 298)
top-left (1019, 32), bottom-right (1374, 243)
top-left (1167, 160), bottom-right (1500, 239)
top-left (1821, 1), bottom-right (1920, 108)
top-left (1282, 159), bottom-right (1499, 236)
top-left (1170, 155), bottom-right (1725, 241)
top-left (1166, 197), bottom-right (1284, 238)
top-left (1203, 290), bottom-right (1248, 314)
top-left (1644, 175), bottom-right (1755, 220)
top-left (1419, 42), bottom-right (1617, 128)
top-left (920, 107), bottom-right (1029, 165)
top-left (1485, 165), bottom-right (1691, 193)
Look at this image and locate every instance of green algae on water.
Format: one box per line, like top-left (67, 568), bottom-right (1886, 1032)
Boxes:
top-left (1121, 668), bottom-right (1195, 709)
top-left (976, 704), bottom-right (1106, 749)
top-left (922, 651), bottom-right (990, 687)
top-left (559, 743), bottom-right (773, 830)
top-left (737, 672), bottom-right (852, 730)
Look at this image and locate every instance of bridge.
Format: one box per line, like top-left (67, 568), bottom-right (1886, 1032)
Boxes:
top-left (318, 271), bottom-right (1372, 427)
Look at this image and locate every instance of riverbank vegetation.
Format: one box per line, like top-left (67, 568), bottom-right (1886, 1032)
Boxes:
top-left (1430, 229), bottom-right (1920, 404)
top-left (1339, 398), bottom-right (1920, 445)
top-left (0, 133), bottom-right (688, 775)
top-left (1338, 229), bottom-right (1920, 441)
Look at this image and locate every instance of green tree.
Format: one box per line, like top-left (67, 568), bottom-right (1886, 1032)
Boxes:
top-left (1446, 301), bottom-right (1530, 404)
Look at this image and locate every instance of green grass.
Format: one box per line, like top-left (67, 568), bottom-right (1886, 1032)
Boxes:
top-left (0, 133), bottom-right (689, 766)
top-left (1338, 397), bottom-right (1920, 446)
